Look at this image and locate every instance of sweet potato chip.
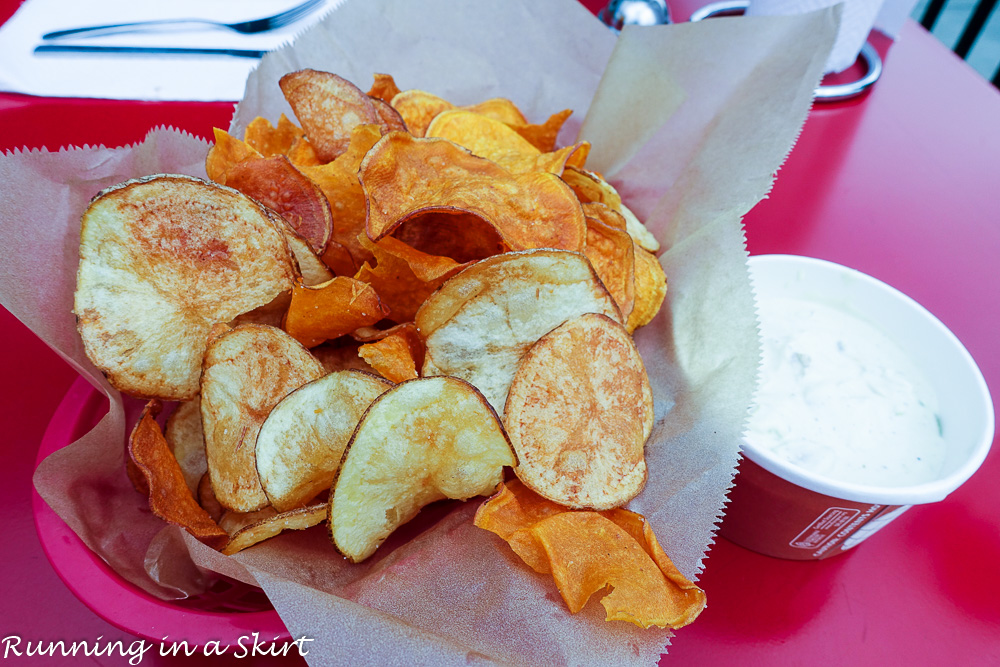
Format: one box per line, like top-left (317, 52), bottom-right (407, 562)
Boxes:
top-left (510, 108), bottom-right (573, 153)
top-left (222, 504), bottom-right (328, 555)
top-left (417, 249), bottom-right (621, 413)
top-left (582, 203), bottom-right (636, 319)
top-left (360, 132), bottom-right (585, 252)
top-left (201, 324), bottom-right (327, 512)
top-left (354, 235), bottom-right (468, 324)
top-left (329, 376), bottom-right (516, 562)
top-left (280, 69), bottom-right (381, 162)
top-left (287, 136), bottom-right (323, 167)
top-left (311, 339), bottom-right (376, 374)
top-left (75, 175), bottom-right (297, 401)
top-left (206, 129), bottom-right (262, 184)
top-left (627, 247), bottom-right (668, 333)
top-left (475, 480), bottom-right (706, 629)
top-left (561, 166), bottom-right (660, 253)
top-left (283, 276), bottom-right (389, 348)
top-left (128, 401), bottom-right (228, 550)
top-left (425, 110), bottom-right (586, 175)
top-left (165, 397), bottom-right (207, 496)
top-left (504, 313), bottom-right (653, 509)
top-left (281, 226), bottom-right (334, 286)
top-left (368, 73), bottom-right (402, 105)
top-left (244, 114), bottom-right (305, 157)
top-left (358, 326), bottom-right (424, 383)
top-left (389, 89), bottom-right (454, 137)
top-left (391, 210), bottom-right (507, 264)
top-left (223, 155), bottom-right (333, 253)
top-left (256, 370), bottom-right (392, 511)
top-left (370, 97), bottom-right (408, 133)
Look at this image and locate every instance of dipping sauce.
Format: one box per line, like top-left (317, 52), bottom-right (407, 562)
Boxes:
top-left (746, 296), bottom-right (948, 487)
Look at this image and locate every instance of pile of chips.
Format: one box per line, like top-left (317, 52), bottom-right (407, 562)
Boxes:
top-left (74, 69), bottom-right (702, 629)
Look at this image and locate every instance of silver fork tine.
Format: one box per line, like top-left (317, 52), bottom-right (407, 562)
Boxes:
top-left (233, 0), bottom-right (326, 32)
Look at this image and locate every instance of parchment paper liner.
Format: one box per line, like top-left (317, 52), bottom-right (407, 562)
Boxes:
top-left (0, 0), bottom-right (837, 664)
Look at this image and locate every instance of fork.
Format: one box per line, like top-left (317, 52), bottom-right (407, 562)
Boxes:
top-left (41, 0), bottom-right (326, 40)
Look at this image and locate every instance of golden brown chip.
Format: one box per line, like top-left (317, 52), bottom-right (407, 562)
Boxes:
top-left (627, 247), bottom-right (668, 333)
top-left (223, 155), bottom-right (333, 253)
top-left (281, 225), bottom-right (335, 287)
top-left (357, 326), bottom-right (425, 383)
top-left (256, 370), bottom-right (392, 511)
top-left (280, 69), bottom-right (381, 162)
top-left (222, 504), bottom-right (327, 555)
top-left (582, 203), bottom-right (636, 319)
top-left (206, 128), bottom-right (262, 184)
top-left (510, 108), bottom-right (573, 153)
top-left (74, 174), bottom-right (297, 401)
top-left (244, 114), bottom-right (305, 157)
top-left (503, 313), bottom-right (653, 509)
top-left (474, 480), bottom-right (706, 629)
top-left (128, 401), bottom-right (228, 549)
top-left (329, 376), bottom-right (516, 562)
top-left (561, 166), bottom-right (660, 253)
top-left (201, 324), bottom-right (327, 512)
top-left (368, 73), bottom-right (402, 105)
top-left (389, 89), bottom-right (454, 137)
top-left (416, 249), bottom-right (620, 413)
top-left (360, 132), bottom-right (586, 253)
top-left (370, 97), bottom-right (408, 133)
top-left (164, 397), bottom-right (206, 496)
top-left (283, 276), bottom-right (389, 348)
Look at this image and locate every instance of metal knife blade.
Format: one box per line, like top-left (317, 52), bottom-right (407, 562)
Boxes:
top-left (34, 44), bottom-right (266, 58)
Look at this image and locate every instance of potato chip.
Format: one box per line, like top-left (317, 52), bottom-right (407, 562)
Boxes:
top-left (627, 247), bottom-right (668, 333)
top-left (353, 235), bottom-right (468, 324)
top-left (504, 313), bottom-right (653, 509)
top-left (510, 108), bottom-right (573, 153)
top-left (244, 114), bottom-right (305, 157)
top-left (256, 370), bottom-right (391, 512)
top-left (561, 166), bottom-right (660, 253)
top-left (201, 324), bottom-right (327, 512)
top-left (198, 473), bottom-right (225, 522)
top-left (417, 249), bottom-right (621, 413)
top-left (583, 205), bottom-right (636, 320)
top-left (280, 69), bottom-right (381, 162)
top-left (358, 326), bottom-right (424, 383)
top-left (287, 136), bottom-right (323, 167)
top-left (319, 239), bottom-right (358, 277)
top-left (206, 129), bottom-right (262, 184)
top-left (425, 110), bottom-right (587, 175)
top-left (360, 132), bottom-right (586, 253)
top-left (368, 73), bottom-right (402, 105)
top-left (222, 504), bottom-right (328, 555)
top-left (128, 401), bottom-right (228, 549)
top-left (283, 276), bottom-right (389, 348)
top-left (164, 397), bottom-right (206, 496)
top-left (370, 97), bottom-right (408, 133)
top-left (281, 225), bottom-right (334, 286)
top-left (475, 480), bottom-right (705, 629)
top-left (329, 376), bottom-right (516, 562)
top-left (75, 174), bottom-right (297, 400)
top-left (223, 155), bottom-right (333, 253)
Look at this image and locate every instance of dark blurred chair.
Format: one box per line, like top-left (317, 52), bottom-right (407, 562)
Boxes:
top-left (918, 0), bottom-right (1000, 87)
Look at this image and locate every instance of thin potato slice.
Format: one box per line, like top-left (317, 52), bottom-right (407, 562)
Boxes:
top-left (416, 249), bottom-right (620, 413)
top-left (201, 324), bottom-right (327, 512)
top-left (330, 376), bottom-right (516, 562)
top-left (280, 69), bottom-right (381, 162)
top-left (256, 370), bottom-right (392, 512)
top-left (627, 247), bottom-right (668, 333)
top-left (128, 401), bottom-right (228, 549)
top-left (281, 226), bottom-right (335, 286)
top-left (504, 313), bottom-right (653, 509)
top-left (164, 397), bottom-right (207, 496)
top-left (75, 174), bottom-right (296, 401)
top-left (222, 504), bottom-right (327, 555)
top-left (360, 132), bottom-right (586, 253)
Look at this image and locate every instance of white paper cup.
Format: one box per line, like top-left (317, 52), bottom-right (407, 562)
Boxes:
top-left (721, 254), bottom-right (994, 560)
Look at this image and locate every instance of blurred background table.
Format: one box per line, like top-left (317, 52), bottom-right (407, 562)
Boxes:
top-left (2, 0), bottom-right (998, 664)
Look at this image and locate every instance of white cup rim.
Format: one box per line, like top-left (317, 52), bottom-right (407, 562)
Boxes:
top-left (743, 254), bottom-right (995, 506)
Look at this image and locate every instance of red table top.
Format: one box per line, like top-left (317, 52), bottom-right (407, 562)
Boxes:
top-left (2, 0), bottom-right (999, 664)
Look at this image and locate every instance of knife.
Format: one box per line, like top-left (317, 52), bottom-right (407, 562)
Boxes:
top-left (34, 44), bottom-right (266, 58)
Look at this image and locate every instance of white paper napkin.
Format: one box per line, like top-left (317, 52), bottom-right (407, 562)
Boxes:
top-left (747, 0), bottom-right (919, 72)
top-left (0, 0), bottom-right (342, 100)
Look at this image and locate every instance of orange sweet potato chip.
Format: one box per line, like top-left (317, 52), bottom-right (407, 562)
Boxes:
top-left (244, 114), bottom-right (305, 157)
top-left (390, 89), bottom-right (454, 137)
top-left (475, 480), bottom-right (706, 629)
top-left (627, 246), bottom-right (668, 333)
top-left (391, 210), bottom-right (508, 264)
top-left (368, 73), bottom-right (402, 105)
top-left (583, 203), bottom-right (636, 319)
top-left (280, 69), bottom-right (381, 162)
top-left (206, 128), bottom-right (261, 184)
top-left (370, 97), bottom-right (408, 134)
top-left (511, 108), bottom-right (574, 153)
top-left (224, 155), bottom-right (333, 253)
top-left (360, 132), bottom-right (585, 253)
top-left (128, 401), bottom-right (228, 550)
top-left (353, 235), bottom-right (469, 323)
top-left (283, 276), bottom-right (389, 348)
top-left (358, 325), bottom-right (425, 383)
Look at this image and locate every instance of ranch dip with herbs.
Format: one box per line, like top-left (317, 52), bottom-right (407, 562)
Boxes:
top-left (746, 296), bottom-right (948, 487)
